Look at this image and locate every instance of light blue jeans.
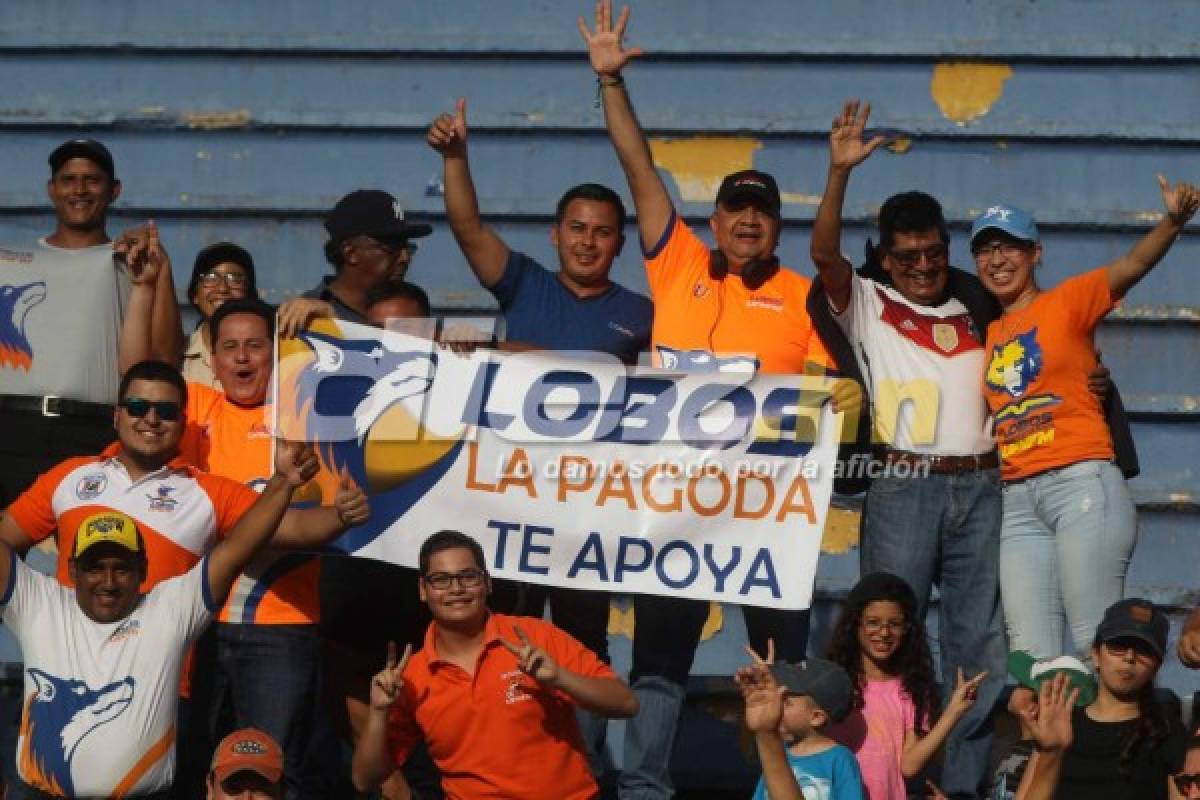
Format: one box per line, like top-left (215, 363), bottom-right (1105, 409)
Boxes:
top-left (999, 459), bottom-right (1137, 661)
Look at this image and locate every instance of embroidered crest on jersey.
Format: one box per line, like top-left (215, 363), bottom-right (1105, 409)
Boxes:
top-left (18, 669), bottom-right (135, 795)
top-left (691, 281), bottom-right (710, 298)
top-left (75, 473), bottom-right (108, 501)
top-left (875, 287), bottom-right (979, 357)
top-left (146, 485), bottom-right (179, 512)
top-left (0, 281), bottom-right (47, 371)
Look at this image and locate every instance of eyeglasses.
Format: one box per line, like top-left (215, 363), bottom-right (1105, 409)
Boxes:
top-left (198, 270), bottom-right (248, 288)
top-left (861, 619), bottom-right (910, 634)
top-left (888, 244), bottom-right (947, 268)
top-left (119, 398), bottom-right (182, 421)
top-left (972, 242), bottom-right (1029, 262)
top-left (422, 569), bottom-right (485, 590)
top-left (1174, 773), bottom-right (1200, 793)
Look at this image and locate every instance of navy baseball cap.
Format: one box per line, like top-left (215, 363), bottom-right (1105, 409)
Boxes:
top-left (49, 138), bottom-right (116, 181)
top-left (970, 204), bottom-right (1039, 249)
top-left (324, 190), bottom-right (432, 245)
top-left (715, 169), bottom-right (781, 218)
top-left (1095, 598), bottom-right (1169, 659)
top-left (770, 658), bottom-right (854, 723)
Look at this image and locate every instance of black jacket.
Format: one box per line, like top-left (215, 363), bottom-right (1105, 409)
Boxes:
top-left (806, 242), bottom-right (1139, 495)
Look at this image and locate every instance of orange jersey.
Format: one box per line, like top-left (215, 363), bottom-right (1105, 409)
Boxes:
top-left (181, 382), bottom-right (320, 625)
top-left (983, 268), bottom-right (1117, 480)
top-left (388, 614), bottom-right (612, 799)
top-left (644, 214), bottom-right (830, 375)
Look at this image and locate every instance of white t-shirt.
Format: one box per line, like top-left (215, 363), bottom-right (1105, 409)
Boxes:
top-left (2, 554), bottom-right (215, 796)
top-left (0, 238), bottom-right (130, 403)
top-left (834, 274), bottom-right (993, 455)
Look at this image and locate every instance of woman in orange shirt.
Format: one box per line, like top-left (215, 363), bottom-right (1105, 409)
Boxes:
top-left (971, 177), bottom-right (1197, 671)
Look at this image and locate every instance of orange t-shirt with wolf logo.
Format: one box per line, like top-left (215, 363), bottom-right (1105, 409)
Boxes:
top-left (982, 268), bottom-right (1117, 480)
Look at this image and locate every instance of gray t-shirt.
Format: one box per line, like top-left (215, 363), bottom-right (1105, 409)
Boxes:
top-left (0, 238), bottom-right (130, 403)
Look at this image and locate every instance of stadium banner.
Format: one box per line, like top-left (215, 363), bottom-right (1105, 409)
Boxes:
top-left (275, 318), bottom-right (843, 610)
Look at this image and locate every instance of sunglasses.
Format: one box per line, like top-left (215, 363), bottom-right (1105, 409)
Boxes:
top-left (119, 398), bottom-right (182, 421)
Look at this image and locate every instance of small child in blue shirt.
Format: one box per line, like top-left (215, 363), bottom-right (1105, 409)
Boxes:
top-left (737, 650), bottom-right (865, 800)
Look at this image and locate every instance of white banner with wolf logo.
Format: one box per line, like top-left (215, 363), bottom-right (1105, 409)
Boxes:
top-left (276, 319), bottom-right (842, 610)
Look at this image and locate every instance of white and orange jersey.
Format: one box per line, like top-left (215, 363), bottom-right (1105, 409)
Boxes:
top-left (181, 382), bottom-right (320, 625)
top-left (6, 442), bottom-right (259, 591)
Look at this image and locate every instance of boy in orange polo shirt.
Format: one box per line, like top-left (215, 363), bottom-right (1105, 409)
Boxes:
top-left (352, 531), bottom-right (638, 799)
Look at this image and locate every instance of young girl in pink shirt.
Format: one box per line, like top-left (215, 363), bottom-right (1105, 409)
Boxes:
top-left (826, 573), bottom-right (988, 799)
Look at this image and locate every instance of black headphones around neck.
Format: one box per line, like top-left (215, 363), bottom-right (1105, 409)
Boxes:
top-left (708, 249), bottom-right (780, 291)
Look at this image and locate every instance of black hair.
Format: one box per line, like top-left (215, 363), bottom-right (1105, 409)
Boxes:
top-left (117, 360), bottom-right (187, 407)
top-left (418, 530), bottom-right (488, 575)
top-left (208, 298), bottom-right (277, 347)
top-left (1093, 632), bottom-right (1172, 776)
top-left (323, 239), bottom-right (345, 271)
top-left (826, 572), bottom-right (939, 735)
top-left (555, 183), bottom-right (627, 232)
top-left (877, 191), bottom-right (950, 252)
top-left (365, 280), bottom-right (431, 317)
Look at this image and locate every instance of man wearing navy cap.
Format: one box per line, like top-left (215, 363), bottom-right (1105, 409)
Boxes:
top-left (0, 138), bottom-right (182, 506)
top-left (297, 189), bottom-right (433, 324)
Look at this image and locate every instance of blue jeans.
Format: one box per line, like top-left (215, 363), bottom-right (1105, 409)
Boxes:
top-left (211, 623), bottom-right (321, 800)
top-left (862, 469), bottom-right (1007, 800)
top-left (999, 460), bottom-right (1136, 661)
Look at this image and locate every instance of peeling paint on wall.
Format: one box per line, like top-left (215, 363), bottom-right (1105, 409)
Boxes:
top-left (181, 108), bottom-right (252, 129)
top-left (650, 136), bottom-right (762, 203)
top-left (930, 63), bottom-right (1013, 126)
top-left (608, 600), bottom-right (725, 641)
top-left (819, 507), bottom-right (862, 555)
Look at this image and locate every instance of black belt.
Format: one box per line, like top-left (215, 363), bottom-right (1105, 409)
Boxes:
top-left (0, 394), bottom-right (113, 420)
top-left (879, 448), bottom-right (999, 475)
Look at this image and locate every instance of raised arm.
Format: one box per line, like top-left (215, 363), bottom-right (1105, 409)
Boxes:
top-left (353, 641), bottom-right (413, 791)
top-left (205, 441), bottom-right (318, 602)
top-left (500, 624), bottom-right (638, 718)
top-left (1105, 175), bottom-right (1198, 297)
top-left (811, 101), bottom-right (886, 313)
top-left (270, 470), bottom-right (369, 549)
top-left (735, 661), bottom-right (804, 800)
top-left (1014, 674), bottom-right (1078, 800)
top-left (579, 1), bottom-right (671, 249)
top-left (427, 98), bottom-right (510, 287)
top-left (901, 669), bottom-right (987, 778)
top-left (116, 223), bottom-right (167, 372)
top-left (148, 226), bottom-right (185, 365)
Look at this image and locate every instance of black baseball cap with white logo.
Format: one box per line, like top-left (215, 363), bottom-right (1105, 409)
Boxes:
top-left (48, 138), bottom-right (116, 181)
top-left (324, 189), bottom-right (432, 245)
top-left (715, 169), bottom-right (781, 218)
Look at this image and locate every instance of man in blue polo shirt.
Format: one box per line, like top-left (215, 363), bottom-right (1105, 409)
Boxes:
top-left (427, 97), bottom-right (651, 778)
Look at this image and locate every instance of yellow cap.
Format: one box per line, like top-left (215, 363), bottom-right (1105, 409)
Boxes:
top-left (73, 511), bottom-right (144, 559)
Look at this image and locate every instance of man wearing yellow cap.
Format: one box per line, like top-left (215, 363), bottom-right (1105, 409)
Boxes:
top-left (1, 441), bottom-right (318, 799)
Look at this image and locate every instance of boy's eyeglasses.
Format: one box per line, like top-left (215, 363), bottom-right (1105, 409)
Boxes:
top-left (119, 398), bottom-right (182, 421)
top-left (1173, 773), bottom-right (1200, 793)
top-left (972, 242), bottom-right (1029, 262)
top-left (423, 569), bottom-right (485, 590)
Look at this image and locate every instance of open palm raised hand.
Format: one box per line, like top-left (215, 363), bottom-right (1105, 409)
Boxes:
top-left (577, 0), bottom-right (644, 78)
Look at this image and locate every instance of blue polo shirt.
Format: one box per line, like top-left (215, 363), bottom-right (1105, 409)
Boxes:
top-left (489, 250), bottom-right (652, 365)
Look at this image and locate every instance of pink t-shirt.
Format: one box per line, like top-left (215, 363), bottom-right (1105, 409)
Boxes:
top-left (827, 678), bottom-right (917, 800)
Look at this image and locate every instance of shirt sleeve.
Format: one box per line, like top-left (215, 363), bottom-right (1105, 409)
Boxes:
top-left (202, 473), bottom-right (262, 538)
top-left (831, 746), bottom-right (866, 800)
top-left (5, 458), bottom-right (85, 544)
top-left (643, 213), bottom-right (710, 300)
top-left (1062, 268), bottom-right (1117, 332)
top-left (831, 273), bottom-right (869, 342)
top-left (0, 552), bottom-right (61, 643)
top-left (488, 251), bottom-right (541, 311)
top-left (148, 555), bottom-right (218, 643)
top-left (386, 686), bottom-right (422, 767)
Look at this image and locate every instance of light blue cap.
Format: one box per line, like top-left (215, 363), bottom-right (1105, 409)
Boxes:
top-left (970, 204), bottom-right (1040, 248)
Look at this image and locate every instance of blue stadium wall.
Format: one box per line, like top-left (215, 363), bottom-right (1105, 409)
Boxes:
top-left (1, 0), bottom-right (1198, 777)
